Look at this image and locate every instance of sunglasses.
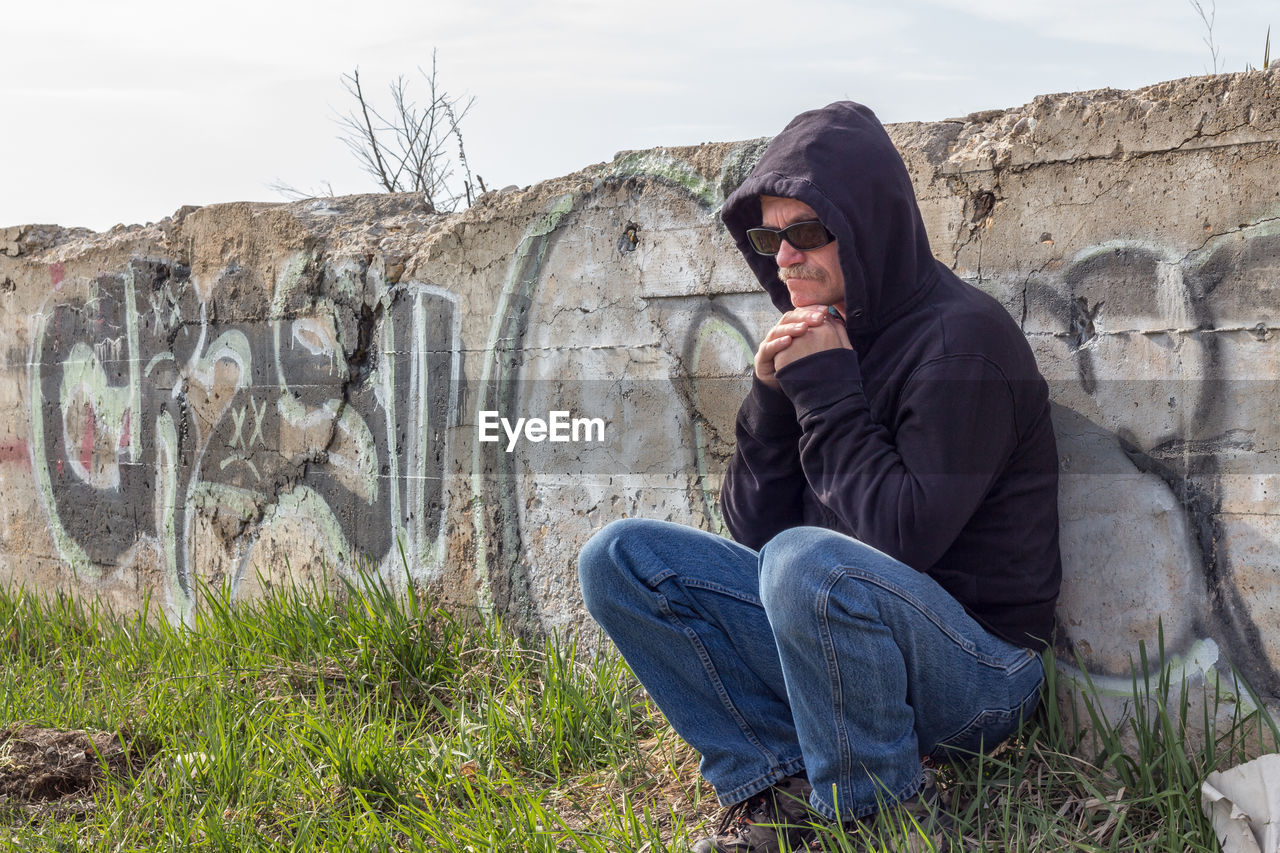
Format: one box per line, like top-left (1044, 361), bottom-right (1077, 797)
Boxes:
top-left (745, 220), bottom-right (835, 256)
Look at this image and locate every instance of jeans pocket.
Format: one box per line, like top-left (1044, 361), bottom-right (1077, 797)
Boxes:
top-left (928, 665), bottom-right (1044, 763)
top-left (929, 708), bottom-right (1020, 762)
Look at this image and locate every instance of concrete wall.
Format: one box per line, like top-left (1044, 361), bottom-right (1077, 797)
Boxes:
top-left (3, 70), bottom-right (1280, 713)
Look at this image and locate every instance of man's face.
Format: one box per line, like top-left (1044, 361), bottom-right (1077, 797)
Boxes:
top-left (759, 195), bottom-right (845, 314)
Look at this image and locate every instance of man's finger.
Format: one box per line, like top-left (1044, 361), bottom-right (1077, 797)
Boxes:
top-left (757, 335), bottom-right (793, 359)
top-left (762, 324), bottom-right (807, 344)
top-left (781, 308), bottom-right (830, 326)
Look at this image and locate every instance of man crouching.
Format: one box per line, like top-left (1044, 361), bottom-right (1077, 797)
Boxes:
top-left (579, 101), bottom-right (1061, 851)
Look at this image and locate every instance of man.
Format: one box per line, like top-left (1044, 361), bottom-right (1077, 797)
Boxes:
top-left (578, 102), bottom-right (1061, 850)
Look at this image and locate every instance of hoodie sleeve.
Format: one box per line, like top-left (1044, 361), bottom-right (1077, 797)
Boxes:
top-left (775, 347), bottom-right (1019, 572)
top-left (719, 376), bottom-right (808, 549)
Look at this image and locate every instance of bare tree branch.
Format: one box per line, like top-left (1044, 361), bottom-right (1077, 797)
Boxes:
top-left (268, 179), bottom-right (336, 201)
top-left (337, 51), bottom-right (476, 211)
top-left (1189, 0), bottom-right (1221, 74)
top-left (339, 70), bottom-right (396, 192)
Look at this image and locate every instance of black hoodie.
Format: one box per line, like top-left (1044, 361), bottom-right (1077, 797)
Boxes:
top-left (719, 102), bottom-right (1060, 650)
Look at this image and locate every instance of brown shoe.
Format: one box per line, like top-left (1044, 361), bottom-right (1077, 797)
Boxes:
top-left (692, 775), bottom-right (818, 853)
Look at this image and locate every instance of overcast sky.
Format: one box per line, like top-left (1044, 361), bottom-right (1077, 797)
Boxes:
top-left (3, 0), bottom-right (1274, 231)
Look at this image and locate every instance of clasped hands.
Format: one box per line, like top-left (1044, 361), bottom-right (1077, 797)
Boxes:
top-left (754, 306), bottom-right (853, 390)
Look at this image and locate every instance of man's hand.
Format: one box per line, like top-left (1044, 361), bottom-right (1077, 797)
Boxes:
top-left (754, 307), bottom-right (852, 390)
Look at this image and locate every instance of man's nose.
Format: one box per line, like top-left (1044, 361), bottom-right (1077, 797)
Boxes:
top-left (775, 239), bottom-right (805, 267)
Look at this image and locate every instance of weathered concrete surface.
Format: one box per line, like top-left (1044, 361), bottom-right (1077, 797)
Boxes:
top-left (3, 70), bottom-right (1280, 721)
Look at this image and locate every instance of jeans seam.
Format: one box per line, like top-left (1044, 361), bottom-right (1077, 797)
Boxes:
top-left (680, 578), bottom-right (765, 607)
top-left (809, 767), bottom-right (925, 822)
top-left (717, 757), bottom-right (809, 807)
top-left (1003, 648), bottom-right (1039, 676)
top-left (836, 565), bottom-right (1017, 669)
top-left (810, 565), bottom-right (929, 822)
top-left (815, 568), bottom-right (853, 798)
top-left (644, 569), bottom-right (764, 608)
top-left (653, 589), bottom-right (787, 786)
top-left (930, 660), bottom-right (1044, 759)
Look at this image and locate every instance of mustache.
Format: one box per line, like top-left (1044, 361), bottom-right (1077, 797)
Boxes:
top-left (778, 264), bottom-right (828, 283)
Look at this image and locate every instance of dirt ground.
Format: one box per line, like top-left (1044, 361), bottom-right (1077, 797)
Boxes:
top-left (0, 727), bottom-right (134, 820)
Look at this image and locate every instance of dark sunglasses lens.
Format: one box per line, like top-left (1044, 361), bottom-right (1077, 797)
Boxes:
top-left (785, 222), bottom-right (831, 250)
top-left (747, 229), bottom-right (782, 255)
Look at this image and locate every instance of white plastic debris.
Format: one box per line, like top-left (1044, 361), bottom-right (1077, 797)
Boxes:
top-left (1202, 754), bottom-right (1280, 853)
top-left (171, 751), bottom-right (213, 780)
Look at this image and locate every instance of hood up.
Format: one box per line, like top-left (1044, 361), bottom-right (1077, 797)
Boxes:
top-left (721, 102), bottom-right (941, 336)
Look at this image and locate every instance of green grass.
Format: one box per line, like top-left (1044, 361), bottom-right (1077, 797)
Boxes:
top-left (0, 572), bottom-right (1273, 851)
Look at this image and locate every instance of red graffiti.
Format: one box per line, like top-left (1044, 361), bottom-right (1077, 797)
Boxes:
top-left (0, 440), bottom-right (30, 471)
top-left (79, 401), bottom-right (97, 473)
top-left (50, 262), bottom-right (66, 289)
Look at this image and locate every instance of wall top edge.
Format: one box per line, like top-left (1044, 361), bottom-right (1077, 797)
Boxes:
top-left (5, 69), bottom-right (1279, 249)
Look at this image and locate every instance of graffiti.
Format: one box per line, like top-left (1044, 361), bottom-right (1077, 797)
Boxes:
top-left (470, 192), bottom-right (578, 625)
top-left (576, 152), bottom-right (1280, 703)
top-left (29, 255), bottom-right (459, 621)
top-left (1026, 225), bottom-right (1280, 696)
top-left (682, 303), bottom-right (755, 534)
top-left (12, 140), bottom-right (1280, 721)
top-left (467, 151), bottom-right (768, 635)
top-left (0, 440), bottom-right (30, 469)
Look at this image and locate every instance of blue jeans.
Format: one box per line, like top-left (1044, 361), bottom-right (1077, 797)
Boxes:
top-left (578, 519), bottom-right (1044, 821)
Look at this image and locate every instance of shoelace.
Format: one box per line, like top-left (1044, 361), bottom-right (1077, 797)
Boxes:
top-left (714, 791), bottom-right (770, 837)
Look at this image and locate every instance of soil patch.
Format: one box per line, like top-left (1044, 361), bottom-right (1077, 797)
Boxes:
top-left (0, 726), bottom-right (133, 820)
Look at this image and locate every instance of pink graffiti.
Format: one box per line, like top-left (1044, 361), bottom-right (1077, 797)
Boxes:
top-left (50, 262), bottom-right (65, 289)
top-left (0, 440), bottom-right (30, 471)
top-left (79, 401), bottom-right (96, 473)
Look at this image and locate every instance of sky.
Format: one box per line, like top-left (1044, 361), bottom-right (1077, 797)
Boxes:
top-left (2, 0), bottom-right (1275, 231)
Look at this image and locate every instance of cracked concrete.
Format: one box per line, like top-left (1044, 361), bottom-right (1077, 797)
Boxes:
top-left (2, 71), bottom-right (1280, 725)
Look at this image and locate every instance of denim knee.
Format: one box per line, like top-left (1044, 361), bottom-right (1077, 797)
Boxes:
top-left (579, 518), bottom-right (635, 618)
top-left (759, 527), bottom-right (838, 626)
top-left (758, 526), bottom-right (897, 635)
top-left (579, 517), bottom-right (678, 618)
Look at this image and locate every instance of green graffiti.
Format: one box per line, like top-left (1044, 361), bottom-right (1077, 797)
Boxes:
top-left (471, 192), bottom-right (579, 618)
top-left (155, 409), bottom-right (187, 622)
top-left (58, 343), bottom-right (132, 489)
top-left (690, 316), bottom-right (755, 536)
top-left (30, 252), bottom-right (460, 618)
top-left (609, 151), bottom-right (719, 208)
top-left (269, 251), bottom-right (318, 319)
top-left (1053, 638), bottom-right (1248, 715)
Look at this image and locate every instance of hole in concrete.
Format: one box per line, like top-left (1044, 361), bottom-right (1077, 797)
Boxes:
top-left (617, 221), bottom-right (641, 254)
top-left (971, 191), bottom-right (996, 223)
top-left (1069, 296), bottom-right (1103, 350)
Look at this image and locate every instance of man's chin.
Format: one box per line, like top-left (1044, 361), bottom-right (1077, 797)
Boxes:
top-left (788, 290), bottom-right (824, 310)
